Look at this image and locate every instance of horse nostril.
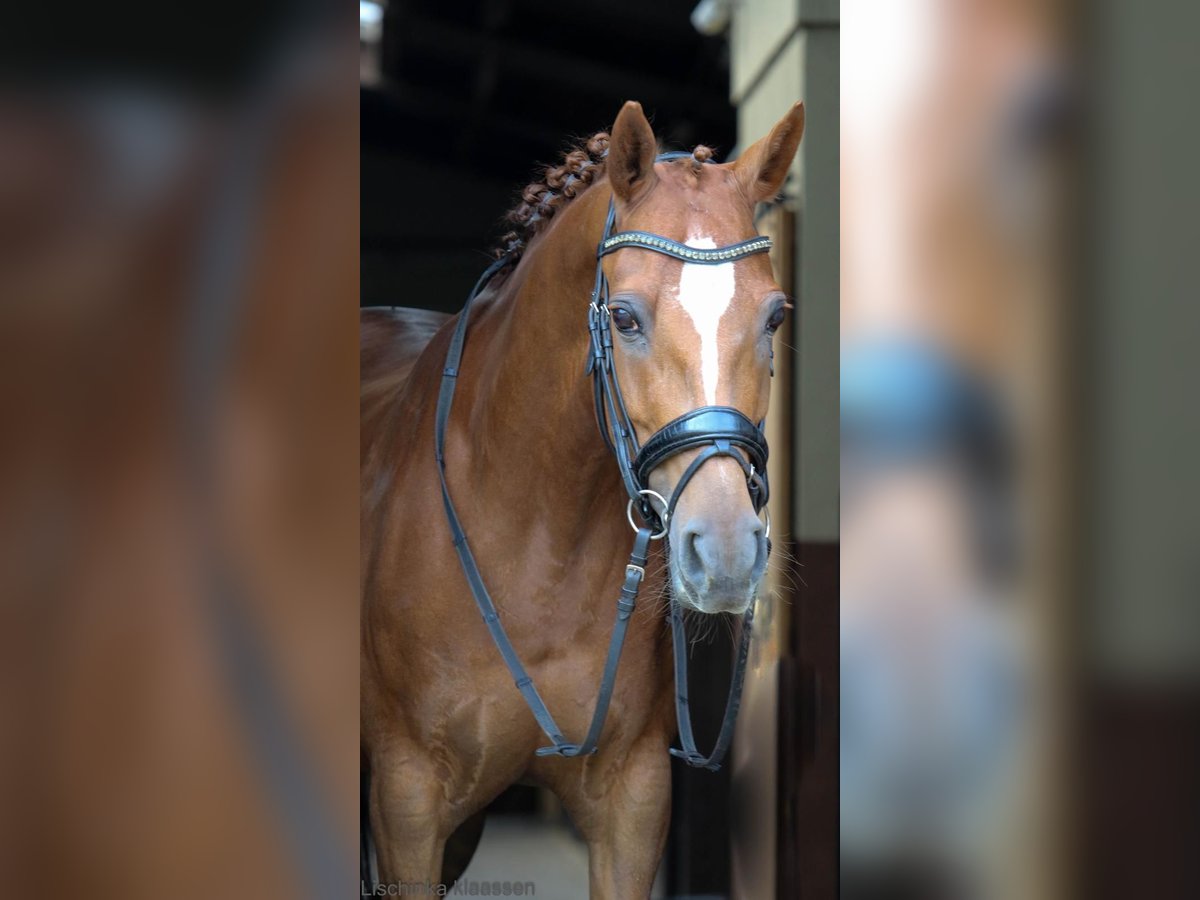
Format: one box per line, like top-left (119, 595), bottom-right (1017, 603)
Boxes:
top-left (681, 525), bottom-right (706, 582)
top-left (750, 519), bottom-right (767, 572)
top-left (741, 519), bottom-right (766, 574)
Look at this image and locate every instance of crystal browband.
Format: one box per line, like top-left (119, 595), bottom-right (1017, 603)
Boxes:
top-left (598, 231), bottom-right (772, 265)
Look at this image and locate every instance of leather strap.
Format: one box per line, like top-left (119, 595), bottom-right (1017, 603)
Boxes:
top-left (669, 598), bottom-right (756, 770)
top-left (435, 253), bottom-right (653, 759)
top-left (536, 527), bottom-right (652, 757)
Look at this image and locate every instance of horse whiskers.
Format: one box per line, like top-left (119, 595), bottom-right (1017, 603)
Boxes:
top-left (633, 584), bottom-right (672, 623)
top-left (764, 533), bottom-right (808, 589)
top-left (762, 586), bottom-right (793, 617)
top-left (628, 559), bottom-right (673, 622)
top-left (767, 555), bottom-right (805, 592)
top-left (680, 605), bottom-right (741, 652)
top-left (724, 609), bottom-right (741, 645)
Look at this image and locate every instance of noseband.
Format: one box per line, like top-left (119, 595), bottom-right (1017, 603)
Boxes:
top-left (435, 152), bottom-right (772, 770)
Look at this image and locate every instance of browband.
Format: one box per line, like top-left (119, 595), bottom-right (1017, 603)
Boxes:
top-left (599, 231), bottom-right (772, 265)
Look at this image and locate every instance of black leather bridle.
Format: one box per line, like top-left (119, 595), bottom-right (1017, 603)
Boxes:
top-left (435, 152), bottom-right (772, 771)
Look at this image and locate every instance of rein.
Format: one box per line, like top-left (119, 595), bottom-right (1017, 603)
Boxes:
top-left (435, 153), bottom-right (772, 771)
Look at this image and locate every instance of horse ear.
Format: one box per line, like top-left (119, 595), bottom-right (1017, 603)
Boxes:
top-left (609, 101), bottom-right (658, 204)
top-left (734, 101), bottom-right (806, 203)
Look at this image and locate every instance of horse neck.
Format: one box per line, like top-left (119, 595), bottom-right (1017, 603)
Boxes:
top-left (464, 186), bottom-right (626, 541)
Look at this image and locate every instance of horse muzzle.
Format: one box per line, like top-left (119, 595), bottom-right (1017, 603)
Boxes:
top-left (632, 406), bottom-right (771, 614)
top-left (671, 502), bottom-right (768, 614)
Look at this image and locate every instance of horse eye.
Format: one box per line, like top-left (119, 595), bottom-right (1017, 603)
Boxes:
top-left (766, 306), bottom-right (787, 334)
top-left (611, 307), bottom-right (640, 333)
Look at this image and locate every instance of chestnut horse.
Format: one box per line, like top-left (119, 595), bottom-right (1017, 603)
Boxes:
top-left (362, 100), bottom-right (804, 897)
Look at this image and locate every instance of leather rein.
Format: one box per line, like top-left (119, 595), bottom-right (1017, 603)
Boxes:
top-left (434, 153), bottom-right (772, 771)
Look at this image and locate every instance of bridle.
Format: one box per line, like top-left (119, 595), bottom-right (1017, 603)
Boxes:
top-left (435, 152), bottom-right (772, 771)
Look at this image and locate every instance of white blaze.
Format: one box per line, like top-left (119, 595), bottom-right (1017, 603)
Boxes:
top-left (676, 236), bottom-right (736, 405)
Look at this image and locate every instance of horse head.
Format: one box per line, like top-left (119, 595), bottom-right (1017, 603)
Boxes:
top-left (600, 100), bottom-right (805, 614)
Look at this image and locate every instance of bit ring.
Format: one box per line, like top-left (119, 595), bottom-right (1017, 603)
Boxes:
top-left (626, 489), bottom-right (669, 540)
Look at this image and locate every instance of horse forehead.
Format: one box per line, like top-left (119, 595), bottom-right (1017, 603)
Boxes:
top-left (643, 180), bottom-right (748, 238)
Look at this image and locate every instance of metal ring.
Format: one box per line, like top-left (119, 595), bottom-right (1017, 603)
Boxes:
top-left (761, 506), bottom-right (771, 540)
top-left (748, 465), bottom-right (769, 504)
top-left (626, 489), bottom-right (669, 540)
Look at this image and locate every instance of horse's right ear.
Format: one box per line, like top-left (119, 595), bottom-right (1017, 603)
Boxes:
top-left (609, 101), bottom-right (658, 205)
top-left (734, 101), bottom-right (805, 204)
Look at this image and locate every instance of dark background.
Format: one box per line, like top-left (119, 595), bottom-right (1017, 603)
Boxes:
top-left (361, 0), bottom-right (737, 312)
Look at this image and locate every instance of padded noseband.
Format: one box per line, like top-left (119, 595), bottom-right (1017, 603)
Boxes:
top-left (633, 406), bottom-right (769, 503)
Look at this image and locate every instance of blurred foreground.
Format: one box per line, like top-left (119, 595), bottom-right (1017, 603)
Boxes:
top-left (0, 7), bottom-right (359, 899)
top-left (842, 0), bottom-right (1200, 898)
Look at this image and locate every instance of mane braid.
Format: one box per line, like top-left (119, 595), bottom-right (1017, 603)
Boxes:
top-left (493, 135), bottom-right (721, 264)
top-left (494, 131), bottom-right (610, 262)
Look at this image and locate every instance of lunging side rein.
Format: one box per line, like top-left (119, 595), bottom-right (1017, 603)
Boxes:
top-left (434, 153), bottom-right (772, 771)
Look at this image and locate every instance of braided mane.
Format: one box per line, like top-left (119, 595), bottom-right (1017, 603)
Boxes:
top-left (495, 132), bottom-right (716, 261)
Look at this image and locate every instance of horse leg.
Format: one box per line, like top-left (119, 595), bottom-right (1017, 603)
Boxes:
top-left (368, 750), bottom-right (448, 889)
top-left (565, 737), bottom-right (673, 900)
top-left (441, 810), bottom-right (486, 888)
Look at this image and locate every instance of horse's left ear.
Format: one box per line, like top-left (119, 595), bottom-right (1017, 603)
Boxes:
top-left (609, 101), bottom-right (659, 205)
top-left (734, 101), bottom-right (806, 203)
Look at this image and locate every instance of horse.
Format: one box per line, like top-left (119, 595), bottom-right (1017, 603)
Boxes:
top-left (361, 99), bottom-right (805, 898)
